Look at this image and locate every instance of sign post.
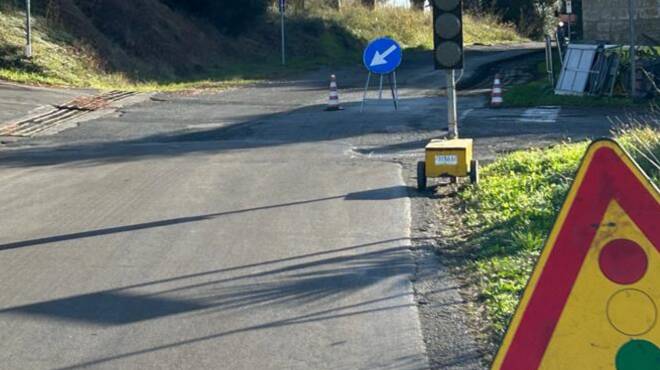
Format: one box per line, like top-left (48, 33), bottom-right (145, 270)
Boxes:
top-left (566, 0), bottom-right (572, 43)
top-left (280, 0), bottom-right (286, 65)
top-left (25, 0), bottom-right (32, 58)
top-left (361, 37), bottom-right (402, 112)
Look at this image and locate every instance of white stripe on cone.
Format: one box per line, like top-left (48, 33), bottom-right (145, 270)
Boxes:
top-left (327, 75), bottom-right (342, 110)
top-left (491, 74), bottom-right (503, 107)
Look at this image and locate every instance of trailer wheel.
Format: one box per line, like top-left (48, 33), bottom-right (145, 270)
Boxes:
top-left (417, 161), bottom-right (427, 191)
top-left (470, 159), bottom-right (480, 184)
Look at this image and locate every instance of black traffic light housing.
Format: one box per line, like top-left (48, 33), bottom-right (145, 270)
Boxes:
top-left (432, 0), bottom-right (464, 70)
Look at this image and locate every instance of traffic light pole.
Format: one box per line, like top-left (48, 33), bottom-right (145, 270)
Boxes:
top-left (447, 70), bottom-right (458, 138)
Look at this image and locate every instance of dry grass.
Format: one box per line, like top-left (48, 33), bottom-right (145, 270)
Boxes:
top-left (310, 5), bottom-right (526, 48)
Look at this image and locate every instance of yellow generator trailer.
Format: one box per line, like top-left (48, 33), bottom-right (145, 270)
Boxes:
top-left (417, 138), bottom-right (479, 190)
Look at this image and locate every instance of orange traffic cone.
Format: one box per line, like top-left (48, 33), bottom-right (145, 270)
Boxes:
top-left (325, 74), bottom-right (343, 111)
top-left (490, 74), bottom-right (503, 108)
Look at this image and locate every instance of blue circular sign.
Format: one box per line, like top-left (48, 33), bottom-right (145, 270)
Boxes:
top-left (363, 37), bottom-right (402, 75)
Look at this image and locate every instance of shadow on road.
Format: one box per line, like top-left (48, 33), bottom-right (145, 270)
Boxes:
top-left (1, 235), bottom-right (428, 369)
top-left (0, 186), bottom-right (422, 252)
top-left (0, 96), bottom-right (619, 170)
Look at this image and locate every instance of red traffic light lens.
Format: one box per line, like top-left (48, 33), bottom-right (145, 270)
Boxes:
top-left (599, 239), bottom-right (648, 285)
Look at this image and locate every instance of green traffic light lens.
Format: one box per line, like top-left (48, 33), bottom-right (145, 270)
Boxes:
top-left (615, 340), bottom-right (660, 370)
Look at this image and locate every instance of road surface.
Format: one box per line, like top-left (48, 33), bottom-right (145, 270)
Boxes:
top-left (2, 45), bottom-right (617, 370)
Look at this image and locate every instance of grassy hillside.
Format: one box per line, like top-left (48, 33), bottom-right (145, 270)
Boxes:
top-left (0, 3), bottom-right (526, 90)
top-left (314, 6), bottom-right (525, 48)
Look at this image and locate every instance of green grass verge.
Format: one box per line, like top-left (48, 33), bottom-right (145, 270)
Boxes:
top-left (1, 5), bottom-right (526, 91)
top-left (503, 79), bottom-right (644, 108)
top-left (456, 126), bottom-right (659, 344)
top-left (503, 60), bottom-right (658, 107)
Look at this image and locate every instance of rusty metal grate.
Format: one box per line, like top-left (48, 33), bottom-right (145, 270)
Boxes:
top-left (0, 91), bottom-right (137, 137)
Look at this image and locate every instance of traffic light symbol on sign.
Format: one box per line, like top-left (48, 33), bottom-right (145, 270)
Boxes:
top-left (432, 0), bottom-right (463, 69)
top-left (491, 140), bottom-right (660, 370)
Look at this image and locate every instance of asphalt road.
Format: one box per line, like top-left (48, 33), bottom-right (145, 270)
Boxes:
top-left (0, 81), bottom-right (93, 125)
top-left (0, 46), bottom-right (568, 370)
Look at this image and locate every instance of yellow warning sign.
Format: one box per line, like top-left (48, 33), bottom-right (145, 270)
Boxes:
top-left (491, 139), bottom-right (660, 370)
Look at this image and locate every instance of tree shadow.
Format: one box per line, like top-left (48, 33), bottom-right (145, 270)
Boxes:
top-left (52, 295), bottom-right (424, 370)
top-left (1, 237), bottom-right (421, 368)
top-left (0, 186), bottom-right (417, 252)
top-left (1, 245), bottom-right (411, 326)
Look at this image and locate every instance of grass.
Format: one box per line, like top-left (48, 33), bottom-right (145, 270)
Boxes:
top-left (0, 11), bottom-right (132, 88)
top-left (503, 79), bottom-right (644, 108)
top-left (454, 125), bottom-right (659, 347)
top-left (0, 9), bottom-right (289, 91)
top-left (0, 4), bottom-right (527, 91)
top-left (503, 59), bottom-right (658, 107)
top-left (309, 6), bottom-right (526, 49)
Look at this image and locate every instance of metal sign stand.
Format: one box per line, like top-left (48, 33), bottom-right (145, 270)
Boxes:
top-left (360, 71), bottom-right (399, 112)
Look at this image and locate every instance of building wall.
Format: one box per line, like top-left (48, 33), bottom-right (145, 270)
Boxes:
top-left (583, 0), bottom-right (660, 44)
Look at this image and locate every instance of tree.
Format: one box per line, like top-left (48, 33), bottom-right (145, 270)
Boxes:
top-left (163, 0), bottom-right (269, 35)
top-left (411, 0), bottom-right (426, 10)
top-left (360, 0), bottom-right (375, 9)
top-left (470, 0), bottom-right (559, 36)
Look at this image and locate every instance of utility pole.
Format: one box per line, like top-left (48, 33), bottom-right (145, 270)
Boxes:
top-left (280, 0), bottom-right (286, 65)
top-left (25, 0), bottom-right (32, 58)
top-left (628, 0), bottom-right (636, 100)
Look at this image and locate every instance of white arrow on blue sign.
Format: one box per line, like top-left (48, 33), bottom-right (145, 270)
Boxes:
top-left (363, 37), bottom-right (402, 75)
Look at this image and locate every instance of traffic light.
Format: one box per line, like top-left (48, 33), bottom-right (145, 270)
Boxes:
top-left (432, 0), bottom-right (463, 70)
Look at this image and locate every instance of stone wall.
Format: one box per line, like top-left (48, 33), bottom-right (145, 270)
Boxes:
top-left (583, 0), bottom-right (660, 44)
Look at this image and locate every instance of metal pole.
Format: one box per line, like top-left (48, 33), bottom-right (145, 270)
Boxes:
top-left (566, 1), bottom-right (572, 43)
top-left (281, 6), bottom-right (286, 65)
top-left (25, 0), bottom-right (32, 58)
top-left (378, 75), bottom-right (384, 100)
top-left (545, 35), bottom-right (555, 86)
top-left (361, 72), bottom-right (371, 112)
top-left (556, 31), bottom-right (564, 65)
top-left (628, 0), bottom-right (636, 99)
top-left (447, 70), bottom-right (458, 138)
top-left (389, 72), bottom-right (398, 111)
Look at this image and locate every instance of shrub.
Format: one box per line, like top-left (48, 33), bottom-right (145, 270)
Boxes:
top-left (163, 0), bottom-right (269, 35)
